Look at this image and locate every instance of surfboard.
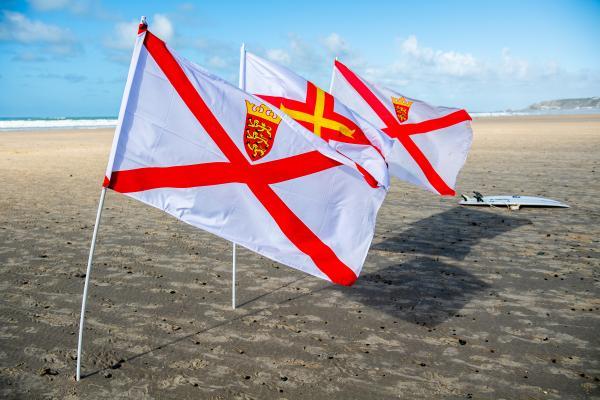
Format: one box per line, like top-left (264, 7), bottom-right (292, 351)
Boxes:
top-left (460, 193), bottom-right (569, 210)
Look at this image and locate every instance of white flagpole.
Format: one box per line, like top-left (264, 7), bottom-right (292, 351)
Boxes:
top-left (329, 56), bottom-right (338, 93)
top-left (76, 187), bottom-right (107, 381)
top-left (232, 43), bottom-right (246, 310)
top-left (76, 15), bottom-right (147, 381)
top-left (232, 242), bottom-right (236, 309)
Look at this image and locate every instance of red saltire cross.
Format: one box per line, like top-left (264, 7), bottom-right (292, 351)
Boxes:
top-left (258, 82), bottom-right (373, 147)
top-left (104, 28), bottom-right (358, 286)
top-left (334, 60), bottom-right (472, 196)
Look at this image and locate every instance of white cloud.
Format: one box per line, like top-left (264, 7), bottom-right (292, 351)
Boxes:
top-left (0, 11), bottom-right (80, 56)
top-left (12, 51), bottom-right (48, 62)
top-left (266, 49), bottom-right (291, 65)
top-left (152, 14), bottom-right (174, 43)
top-left (259, 33), bottom-right (366, 88)
top-left (27, 0), bottom-right (102, 15)
top-left (28, 0), bottom-right (71, 11)
top-left (386, 35), bottom-right (565, 86)
top-left (358, 35), bottom-right (489, 91)
top-left (104, 19), bottom-right (137, 50)
top-left (501, 48), bottom-right (529, 79)
top-left (185, 37), bottom-right (237, 80)
top-left (193, 37), bottom-right (232, 54)
top-left (263, 33), bottom-right (339, 83)
top-left (27, 0), bottom-right (99, 14)
top-left (207, 55), bottom-right (227, 69)
top-left (104, 14), bottom-right (174, 53)
top-left (323, 33), bottom-right (349, 57)
top-left (398, 35), bottom-right (480, 77)
top-left (353, 34), bottom-right (600, 111)
top-left (177, 2), bottom-right (196, 12)
top-left (0, 11), bottom-right (73, 43)
top-left (38, 72), bottom-right (87, 83)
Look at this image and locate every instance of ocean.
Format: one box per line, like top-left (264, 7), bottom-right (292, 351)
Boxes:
top-left (0, 117), bottom-right (118, 131)
top-left (1, 109), bottom-right (599, 131)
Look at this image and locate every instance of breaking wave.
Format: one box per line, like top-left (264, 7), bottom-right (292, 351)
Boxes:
top-left (0, 117), bottom-right (117, 131)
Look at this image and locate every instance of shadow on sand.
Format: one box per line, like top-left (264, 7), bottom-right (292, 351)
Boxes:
top-left (372, 206), bottom-right (532, 260)
top-left (334, 257), bottom-right (488, 327)
top-left (81, 207), bottom-right (532, 378)
top-left (332, 207), bottom-right (531, 326)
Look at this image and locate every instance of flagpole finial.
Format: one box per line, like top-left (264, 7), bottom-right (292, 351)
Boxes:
top-left (138, 16), bottom-right (148, 33)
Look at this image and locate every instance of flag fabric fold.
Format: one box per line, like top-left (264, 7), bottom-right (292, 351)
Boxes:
top-left (103, 28), bottom-right (387, 286)
top-left (243, 52), bottom-right (390, 190)
top-left (331, 59), bottom-right (473, 196)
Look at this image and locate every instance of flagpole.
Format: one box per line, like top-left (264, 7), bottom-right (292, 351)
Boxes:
top-left (76, 187), bottom-right (107, 381)
top-left (76, 16), bottom-right (147, 382)
top-left (329, 56), bottom-right (338, 93)
top-left (232, 242), bottom-right (236, 309)
top-left (232, 42), bottom-right (246, 310)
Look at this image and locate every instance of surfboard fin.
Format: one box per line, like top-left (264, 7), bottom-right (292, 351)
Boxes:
top-left (473, 191), bottom-right (484, 202)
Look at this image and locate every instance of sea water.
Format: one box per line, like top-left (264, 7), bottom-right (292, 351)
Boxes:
top-left (1, 109), bottom-right (599, 131)
top-left (0, 117), bottom-right (118, 131)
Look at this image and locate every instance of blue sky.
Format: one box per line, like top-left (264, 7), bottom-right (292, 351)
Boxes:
top-left (1, 0), bottom-right (599, 117)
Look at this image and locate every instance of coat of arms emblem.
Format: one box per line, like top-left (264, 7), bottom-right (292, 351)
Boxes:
top-left (392, 96), bottom-right (413, 123)
top-left (244, 100), bottom-right (281, 161)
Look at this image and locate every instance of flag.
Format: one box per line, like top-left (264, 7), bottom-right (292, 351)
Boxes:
top-left (331, 59), bottom-right (473, 196)
top-left (243, 51), bottom-right (390, 189)
top-left (103, 26), bottom-right (388, 286)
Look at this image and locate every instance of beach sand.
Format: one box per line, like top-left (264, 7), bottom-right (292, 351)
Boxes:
top-left (0, 114), bottom-right (599, 399)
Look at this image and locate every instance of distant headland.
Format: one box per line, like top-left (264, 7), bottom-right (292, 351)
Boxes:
top-left (526, 97), bottom-right (600, 111)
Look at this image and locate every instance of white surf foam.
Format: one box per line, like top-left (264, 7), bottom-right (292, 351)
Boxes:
top-left (471, 109), bottom-right (600, 118)
top-left (0, 118), bottom-right (117, 131)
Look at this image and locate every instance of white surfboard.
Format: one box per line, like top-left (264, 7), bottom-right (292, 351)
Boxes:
top-left (460, 192), bottom-right (569, 210)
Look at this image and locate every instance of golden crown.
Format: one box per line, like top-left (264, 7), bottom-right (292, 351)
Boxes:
top-left (392, 96), bottom-right (413, 108)
top-left (245, 100), bottom-right (281, 124)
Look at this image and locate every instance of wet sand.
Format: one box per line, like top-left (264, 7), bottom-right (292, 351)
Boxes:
top-left (0, 114), bottom-right (599, 399)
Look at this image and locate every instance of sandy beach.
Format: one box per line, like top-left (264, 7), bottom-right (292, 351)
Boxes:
top-left (0, 114), bottom-right (599, 399)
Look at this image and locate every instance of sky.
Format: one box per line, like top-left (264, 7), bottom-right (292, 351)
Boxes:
top-left (0, 0), bottom-right (599, 117)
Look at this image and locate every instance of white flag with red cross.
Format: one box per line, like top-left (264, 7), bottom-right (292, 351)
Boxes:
top-left (243, 51), bottom-right (391, 190)
top-left (102, 27), bottom-right (388, 286)
top-left (331, 60), bottom-right (473, 196)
